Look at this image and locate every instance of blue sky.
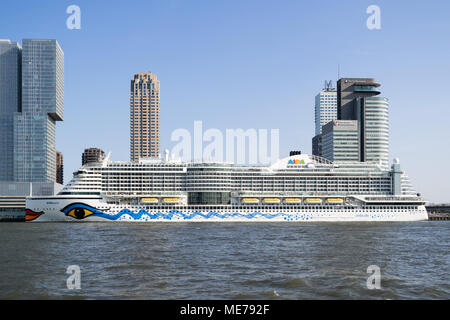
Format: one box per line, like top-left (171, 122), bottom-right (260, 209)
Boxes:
top-left (1, 0), bottom-right (450, 203)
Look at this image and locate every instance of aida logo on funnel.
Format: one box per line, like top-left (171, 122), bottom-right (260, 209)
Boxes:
top-left (288, 159), bottom-right (305, 165)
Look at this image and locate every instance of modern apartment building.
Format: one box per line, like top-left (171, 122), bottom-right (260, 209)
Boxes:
top-left (82, 147), bottom-right (105, 165)
top-left (130, 72), bottom-right (160, 161)
top-left (13, 39), bottom-right (64, 182)
top-left (0, 40), bottom-right (21, 181)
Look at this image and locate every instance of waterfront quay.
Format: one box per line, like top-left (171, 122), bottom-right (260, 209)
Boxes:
top-left (426, 205), bottom-right (450, 221)
top-left (0, 196), bottom-right (25, 222)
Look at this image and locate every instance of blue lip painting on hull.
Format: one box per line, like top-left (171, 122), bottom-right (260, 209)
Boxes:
top-left (100, 209), bottom-right (286, 221)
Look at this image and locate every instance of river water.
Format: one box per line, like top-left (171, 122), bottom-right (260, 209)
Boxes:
top-left (0, 221), bottom-right (448, 299)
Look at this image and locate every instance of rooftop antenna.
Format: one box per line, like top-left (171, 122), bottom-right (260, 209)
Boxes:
top-left (338, 64), bottom-right (341, 80)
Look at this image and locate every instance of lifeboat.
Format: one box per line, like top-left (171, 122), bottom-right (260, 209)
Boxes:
top-left (327, 198), bottom-right (344, 204)
top-left (162, 197), bottom-right (180, 203)
top-left (304, 198), bottom-right (322, 204)
top-left (141, 198), bottom-right (158, 203)
top-left (284, 198), bottom-right (302, 204)
top-left (262, 198), bottom-right (281, 204)
top-left (241, 198), bottom-right (259, 204)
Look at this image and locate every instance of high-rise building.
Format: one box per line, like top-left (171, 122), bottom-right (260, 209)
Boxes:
top-left (312, 82), bottom-right (337, 157)
top-left (14, 39), bottom-right (64, 182)
top-left (337, 78), bottom-right (380, 119)
top-left (336, 78), bottom-right (389, 169)
top-left (312, 134), bottom-right (322, 157)
top-left (130, 72), bottom-right (160, 161)
top-left (322, 120), bottom-right (360, 162)
top-left (358, 96), bottom-right (389, 168)
top-left (315, 86), bottom-right (337, 135)
top-left (56, 150), bottom-right (63, 184)
top-left (0, 40), bottom-right (21, 181)
top-left (82, 148), bottom-right (105, 165)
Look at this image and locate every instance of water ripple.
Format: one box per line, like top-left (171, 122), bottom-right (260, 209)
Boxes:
top-left (0, 221), bottom-right (448, 299)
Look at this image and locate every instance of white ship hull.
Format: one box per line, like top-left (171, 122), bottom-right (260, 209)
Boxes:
top-left (26, 197), bottom-right (428, 222)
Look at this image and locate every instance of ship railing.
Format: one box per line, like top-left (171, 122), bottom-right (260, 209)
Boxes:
top-left (102, 192), bottom-right (187, 198)
top-left (363, 196), bottom-right (423, 202)
top-left (231, 191), bottom-right (344, 197)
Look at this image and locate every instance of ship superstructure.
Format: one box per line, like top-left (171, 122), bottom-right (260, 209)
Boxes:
top-left (25, 154), bottom-right (427, 222)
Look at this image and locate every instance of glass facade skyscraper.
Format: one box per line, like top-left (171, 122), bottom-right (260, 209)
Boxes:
top-left (336, 78), bottom-right (389, 170)
top-left (13, 39), bottom-right (64, 182)
top-left (0, 40), bottom-right (21, 181)
top-left (357, 96), bottom-right (389, 169)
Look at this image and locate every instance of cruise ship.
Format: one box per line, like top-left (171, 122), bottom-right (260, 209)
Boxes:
top-left (25, 153), bottom-right (428, 222)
